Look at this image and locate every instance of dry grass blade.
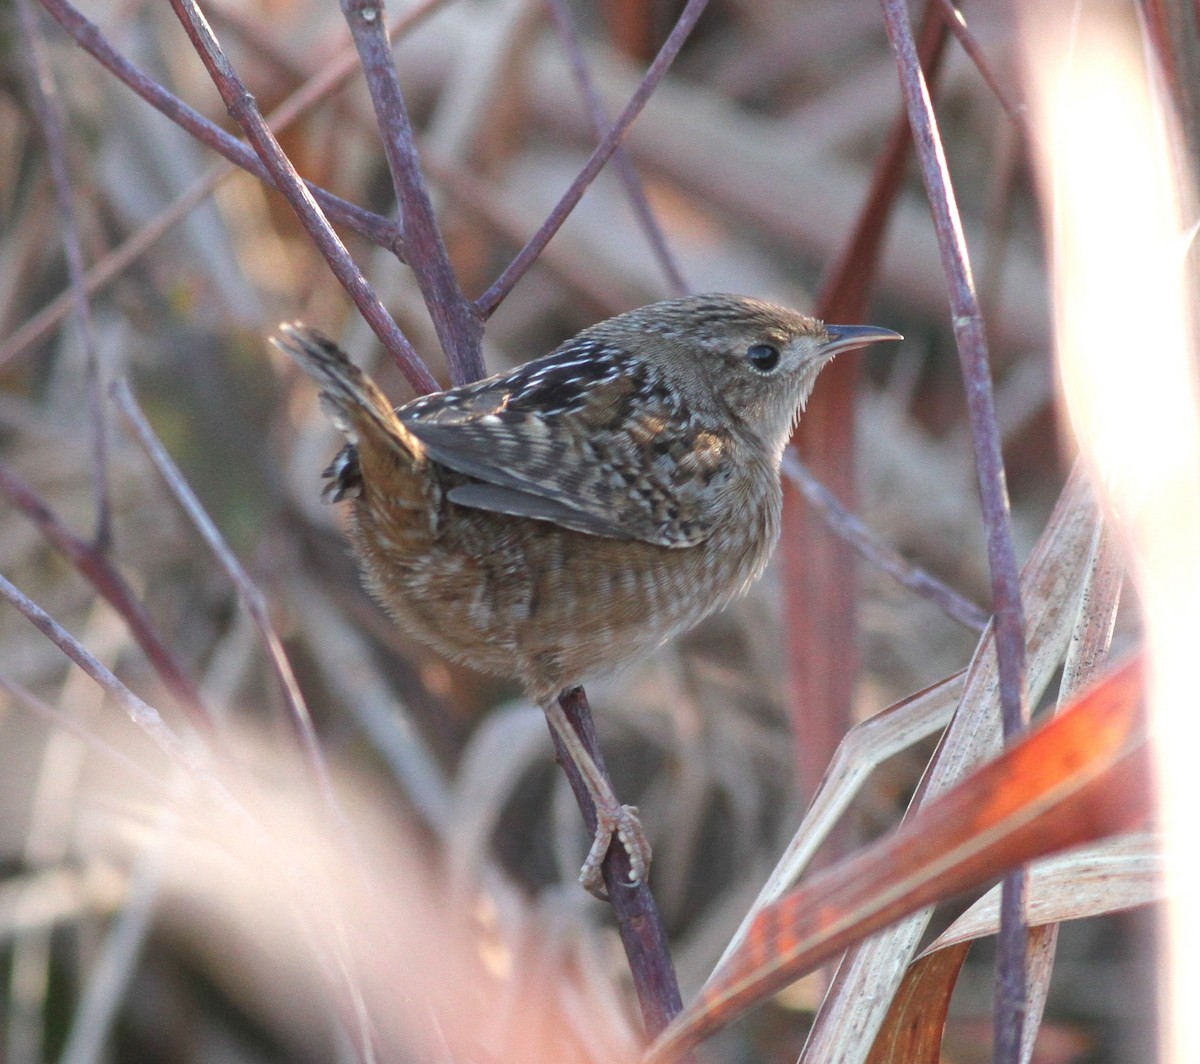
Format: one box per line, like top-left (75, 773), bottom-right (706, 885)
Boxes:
top-left (800, 467), bottom-right (1103, 1061)
top-left (866, 942), bottom-right (973, 1064)
top-left (646, 654), bottom-right (1149, 1063)
top-left (1020, 4), bottom-right (1200, 1058)
top-left (862, 833), bottom-right (1161, 1064)
top-left (923, 833), bottom-right (1162, 957)
top-left (715, 463), bottom-right (1102, 976)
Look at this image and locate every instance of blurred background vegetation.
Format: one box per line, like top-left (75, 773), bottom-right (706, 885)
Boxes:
top-left (0, 1), bottom-right (1157, 1062)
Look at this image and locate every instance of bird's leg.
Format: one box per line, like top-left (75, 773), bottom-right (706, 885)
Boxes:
top-left (541, 694), bottom-right (652, 897)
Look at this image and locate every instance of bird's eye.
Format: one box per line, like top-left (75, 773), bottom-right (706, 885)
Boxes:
top-left (746, 343), bottom-right (781, 372)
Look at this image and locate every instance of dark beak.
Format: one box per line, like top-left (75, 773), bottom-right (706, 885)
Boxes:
top-left (822, 324), bottom-right (903, 355)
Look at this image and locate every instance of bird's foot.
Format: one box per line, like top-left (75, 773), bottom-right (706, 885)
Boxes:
top-left (580, 801), bottom-right (652, 899)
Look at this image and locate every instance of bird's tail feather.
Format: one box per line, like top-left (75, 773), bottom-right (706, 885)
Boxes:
top-left (271, 323), bottom-right (425, 501)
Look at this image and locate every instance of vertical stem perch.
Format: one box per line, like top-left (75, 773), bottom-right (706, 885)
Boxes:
top-left (166, 0), bottom-right (437, 393)
top-left (552, 687), bottom-right (689, 1048)
top-left (340, 0), bottom-right (486, 385)
top-left (879, 2), bottom-right (1030, 1060)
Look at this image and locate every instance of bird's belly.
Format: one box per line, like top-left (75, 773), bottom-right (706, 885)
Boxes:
top-left (351, 500), bottom-right (777, 700)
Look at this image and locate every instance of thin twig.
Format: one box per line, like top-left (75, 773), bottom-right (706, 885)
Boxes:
top-left (340, 0), bottom-right (485, 385)
top-left (0, 676), bottom-right (165, 790)
top-left (934, 0), bottom-right (1030, 133)
top-left (0, 160), bottom-right (229, 369)
top-left (475, 0), bottom-right (712, 318)
top-left (37, 0), bottom-right (405, 254)
top-left (113, 387), bottom-right (383, 1060)
top-left (879, 3), bottom-right (1029, 1061)
top-left (0, 463), bottom-right (218, 737)
top-left (781, 451), bottom-right (989, 632)
top-left (0, 575), bottom-right (377, 1064)
top-left (10, 0), bottom-right (447, 373)
top-left (546, 0), bottom-right (688, 296)
top-left (166, 0), bottom-right (437, 392)
top-left (111, 379), bottom-right (342, 821)
top-left (15, 0), bottom-right (112, 549)
top-left (0, 573), bottom-right (198, 772)
top-left (423, 151), bottom-right (640, 313)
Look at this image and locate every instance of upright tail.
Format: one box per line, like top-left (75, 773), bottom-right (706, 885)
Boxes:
top-left (271, 323), bottom-right (424, 502)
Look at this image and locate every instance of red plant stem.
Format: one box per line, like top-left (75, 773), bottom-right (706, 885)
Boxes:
top-left (340, 0), bottom-right (485, 385)
top-left (37, 0), bottom-right (405, 255)
top-left (547, 0), bottom-right (688, 297)
top-left (786, 0), bottom-right (950, 814)
top-left (166, 0), bottom-right (438, 393)
top-left (475, 0), bottom-right (711, 318)
top-left (879, 2), bottom-right (1030, 1061)
top-left (16, 0), bottom-right (112, 549)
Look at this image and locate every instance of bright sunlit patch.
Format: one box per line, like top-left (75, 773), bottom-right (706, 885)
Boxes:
top-left (1024, 9), bottom-right (1200, 1063)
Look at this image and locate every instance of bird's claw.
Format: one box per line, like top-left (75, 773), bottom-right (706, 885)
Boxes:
top-left (579, 803), bottom-right (652, 899)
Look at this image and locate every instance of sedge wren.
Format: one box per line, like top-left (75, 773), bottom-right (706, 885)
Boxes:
top-left (274, 294), bottom-right (899, 893)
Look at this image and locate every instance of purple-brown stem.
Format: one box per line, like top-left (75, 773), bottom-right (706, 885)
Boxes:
top-left (475, 0), bottom-right (711, 318)
top-left (16, 0), bottom-right (112, 550)
top-left (112, 379), bottom-right (344, 825)
top-left (339, 0), bottom-right (485, 385)
top-left (0, 572), bottom-right (198, 771)
top-left (0, 464), bottom-right (218, 737)
top-left (0, 165), bottom-right (226, 369)
top-left (554, 687), bottom-right (690, 1049)
top-left (934, 0), bottom-right (1030, 133)
top-left (879, 2), bottom-right (1029, 1061)
top-left (12, 0), bottom-right (449, 373)
top-left (424, 152), bottom-right (639, 313)
top-left (38, 0), bottom-right (405, 255)
top-left (0, 576), bottom-right (376, 1062)
top-left (781, 452), bottom-right (989, 632)
top-left (547, 0), bottom-right (688, 297)
top-left (166, 0), bottom-right (438, 392)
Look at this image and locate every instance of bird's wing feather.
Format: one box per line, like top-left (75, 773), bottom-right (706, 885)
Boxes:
top-left (399, 355), bottom-right (733, 548)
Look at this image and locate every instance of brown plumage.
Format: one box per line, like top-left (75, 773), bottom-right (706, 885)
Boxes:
top-left (274, 294), bottom-right (900, 891)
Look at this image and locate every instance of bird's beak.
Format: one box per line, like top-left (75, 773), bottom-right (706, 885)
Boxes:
top-left (822, 324), bottom-right (903, 355)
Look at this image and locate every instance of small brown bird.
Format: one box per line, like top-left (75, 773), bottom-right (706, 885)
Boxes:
top-left (274, 295), bottom-right (899, 893)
